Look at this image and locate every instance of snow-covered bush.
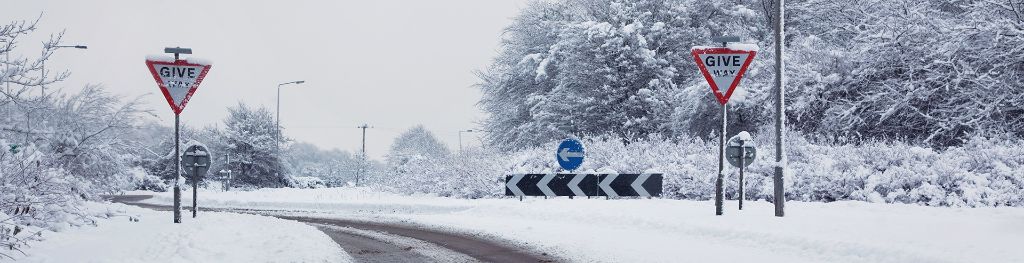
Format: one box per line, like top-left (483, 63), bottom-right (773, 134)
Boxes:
top-left (289, 176), bottom-right (326, 189)
top-left (0, 142), bottom-right (96, 258)
top-left (1, 18), bottom-right (150, 257)
top-left (385, 147), bottom-right (507, 199)
top-left (373, 132), bottom-right (1024, 207)
top-left (125, 167), bottom-right (168, 192)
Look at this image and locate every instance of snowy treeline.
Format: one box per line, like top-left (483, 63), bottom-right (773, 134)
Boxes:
top-left (478, 0), bottom-right (1024, 149)
top-left (135, 103), bottom-right (365, 189)
top-left (0, 18), bottom-right (150, 257)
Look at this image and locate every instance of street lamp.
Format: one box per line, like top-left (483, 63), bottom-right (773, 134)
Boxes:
top-left (41, 44), bottom-right (87, 97)
top-left (27, 44), bottom-right (86, 143)
top-left (276, 80), bottom-right (305, 153)
top-left (458, 129), bottom-right (475, 152)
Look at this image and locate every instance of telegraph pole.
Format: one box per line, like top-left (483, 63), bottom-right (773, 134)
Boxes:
top-left (772, 0), bottom-right (787, 217)
top-left (357, 124), bottom-right (371, 186)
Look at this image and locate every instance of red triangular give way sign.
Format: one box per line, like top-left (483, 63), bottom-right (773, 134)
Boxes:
top-left (691, 47), bottom-right (756, 105)
top-left (145, 58), bottom-right (212, 114)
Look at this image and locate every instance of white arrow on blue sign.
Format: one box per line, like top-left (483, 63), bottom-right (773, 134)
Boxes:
top-left (556, 138), bottom-right (585, 171)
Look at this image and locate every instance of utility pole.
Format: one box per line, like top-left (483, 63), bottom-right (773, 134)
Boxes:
top-left (357, 124), bottom-right (371, 186)
top-left (772, 0), bottom-right (787, 217)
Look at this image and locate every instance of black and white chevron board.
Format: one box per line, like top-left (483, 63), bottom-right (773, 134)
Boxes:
top-left (505, 173), bottom-right (663, 197)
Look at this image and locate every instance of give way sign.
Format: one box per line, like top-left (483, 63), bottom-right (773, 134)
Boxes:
top-left (691, 46), bottom-right (756, 105)
top-left (145, 58), bottom-right (212, 114)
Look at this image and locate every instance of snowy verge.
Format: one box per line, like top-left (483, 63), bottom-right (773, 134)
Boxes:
top-left (139, 187), bottom-right (1024, 263)
top-left (9, 201), bottom-right (351, 263)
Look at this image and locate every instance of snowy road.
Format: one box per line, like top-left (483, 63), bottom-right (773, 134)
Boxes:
top-left (105, 195), bottom-right (553, 263)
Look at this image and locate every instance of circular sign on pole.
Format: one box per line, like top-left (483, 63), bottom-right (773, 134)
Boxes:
top-left (726, 132), bottom-right (756, 168)
top-left (556, 138), bottom-right (585, 171)
top-left (181, 143), bottom-right (212, 180)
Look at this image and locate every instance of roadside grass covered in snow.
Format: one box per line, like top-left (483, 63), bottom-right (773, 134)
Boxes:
top-left (143, 187), bottom-right (1024, 263)
top-left (8, 202), bottom-right (350, 263)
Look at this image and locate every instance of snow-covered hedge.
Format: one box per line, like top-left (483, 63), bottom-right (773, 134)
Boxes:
top-left (380, 134), bottom-right (1024, 207)
top-left (0, 143), bottom-right (95, 258)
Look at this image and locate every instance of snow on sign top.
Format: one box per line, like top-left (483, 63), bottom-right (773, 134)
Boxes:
top-left (691, 45), bottom-right (757, 105)
top-left (145, 56), bottom-right (213, 114)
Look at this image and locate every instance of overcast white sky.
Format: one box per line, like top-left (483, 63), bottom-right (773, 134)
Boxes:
top-left (3, 0), bottom-right (528, 160)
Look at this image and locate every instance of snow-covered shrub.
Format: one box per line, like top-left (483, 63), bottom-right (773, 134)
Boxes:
top-left (290, 176), bottom-right (326, 189)
top-left (0, 142), bottom-right (96, 258)
top-left (125, 167), bottom-right (168, 192)
top-left (373, 132), bottom-right (1024, 207)
top-left (388, 147), bottom-right (508, 199)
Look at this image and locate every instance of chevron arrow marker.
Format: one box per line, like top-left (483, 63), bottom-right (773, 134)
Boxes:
top-left (631, 173), bottom-right (652, 197)
top-left (568, 174), bottom-right (586, 196)
top-left (538, 173), bottom-right (556, 197)
top-left (599, 173), bottom-right (619, 198)
top-left (506, 174), bottom-right (525, 197)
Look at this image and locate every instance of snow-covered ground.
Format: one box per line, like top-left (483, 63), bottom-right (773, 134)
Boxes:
top-left (11, 202), bottom-right (351, 263)
top-left (137, 187), bottom-right (1024, 263)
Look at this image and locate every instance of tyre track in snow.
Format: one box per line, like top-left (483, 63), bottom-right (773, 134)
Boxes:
top-left (105, 195), bottom-right (554, 263)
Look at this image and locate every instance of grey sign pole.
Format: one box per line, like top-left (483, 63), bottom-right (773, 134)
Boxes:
top-left (716, 104), bottom-right (726, 216)
top-left (224, 152), bottom-right (231, 191)
top-left (192, 165), bottom-right (198, 218)
top-left (165, 47), bottom-right (191, 224)
top-left (181, 144), bottom-right (211, 218)
top-left (772, 0), bottom-right (787, 217)
top-left (739, 140), bottom-right (745, 210)
top-left (710, 37), bottom-right (736, 216)
top-left (173, 114), bottom-right (181, 223)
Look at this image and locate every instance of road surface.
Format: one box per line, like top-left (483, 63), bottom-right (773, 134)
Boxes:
top-left (106, 195), bottom-right (554, 263)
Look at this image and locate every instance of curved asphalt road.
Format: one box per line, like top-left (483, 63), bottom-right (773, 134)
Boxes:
top-left (105, 195), bottom-right (554, 263)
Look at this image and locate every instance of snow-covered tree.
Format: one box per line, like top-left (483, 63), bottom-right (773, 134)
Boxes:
top-left (221, 103), bottom-right (288, 188)
top-left (480, 0), bottom-right (1024, 148)
top-left (286, 142), bottom-right (359, 187)
top-left (386, 125), bottom-right (450, 167)
top-left (478, 0), bottom-right (769, 150)
top-left (1, 17), bottom-right (150, 256)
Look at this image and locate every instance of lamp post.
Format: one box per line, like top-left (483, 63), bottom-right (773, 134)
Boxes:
top-left (41, 45), bottom-right (87, 97)
top-left (276, 80), bottom-right (305, 154)
top-left (458, 129), bottom-right (474, 153)
top-left (27, 44), bottom-right (86, 144)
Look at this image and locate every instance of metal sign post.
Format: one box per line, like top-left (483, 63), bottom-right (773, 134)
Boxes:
top-left (692, 38), bottom-right (757, 216)
top-left (727, 132), bottom-right (756, 210)
top-left (181, 144), bottom-right (211, 218)
top-left (772, 0), bottom-right (788, 218)
top-left (145, 47), bottom-right (212, 223)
